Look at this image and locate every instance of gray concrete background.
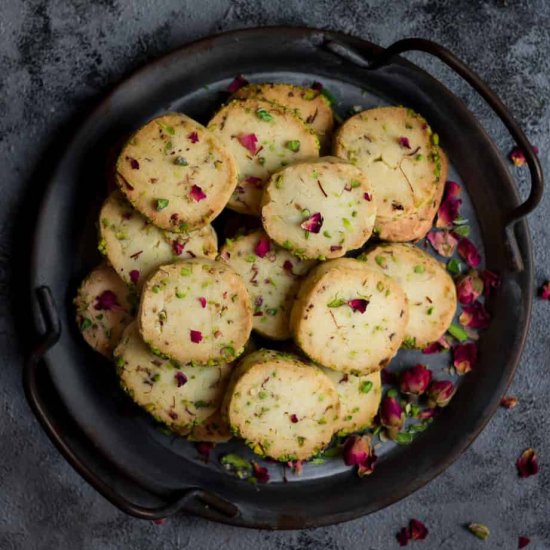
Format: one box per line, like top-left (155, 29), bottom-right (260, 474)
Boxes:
top-left (1, 0), bottom-right (549, 548)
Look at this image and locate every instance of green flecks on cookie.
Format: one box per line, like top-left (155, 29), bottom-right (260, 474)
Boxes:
top-left (414, 264), bottom-right (425, 274)
top-left (359, 380), bottom-right (373, 394)
top-left (156, 120), bottom-right (175, 135)
top-left (285, 140), bottom-right (301, 152)
top-left (97, 239), bottom-right (107, 255)
top-left (80, 318), bottom-right (92, 331)
top-left (375, 255), bottom-right (387, 268)
top-left (255, 108), bottom-right (273, 122)
top-left (327, 297), bottom-right (346, 308)
top-left (156, 198), bottom-right (169, 211)
top-left (180, 266), bottom-right (192, 276)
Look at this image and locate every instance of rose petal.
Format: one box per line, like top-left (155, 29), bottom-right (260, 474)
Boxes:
top-left (380, 394), bottom-right (404, 429)
top-left (283, 260), bottom-right (294, 275)
top-left (459, 302), bottom-right (490, 329)
top-left (456, 271), bottom-right (484, 305)
top-left (422, 341), bottom-right (444, 354)
top-left (364, 192), bottom-right (372, 201)
top-left (343, 435), bottom-right (377, 477)
top-left (427, 230), bottom-right (459, 257)
top-left (187, 131), bottom-right (199, 143)
top-left (452, 342), bottom-right (477, 374)
top-left (445, 180), bottom-right (462, 199)
top-left (129, 270), bottom-right (140, 284)
top-left (518, 536), bottom-right (531, 548)
top-left (198, 297), bottom-right (206, 308)
top-left (190, 330), bottom-right (203, 343)
top-left (237, 133), bottom-right (258, 155)
top-left (287, 460), bottom-right (303, 474)
top-left (381, 369), bottom-right (397, 385)
top-left (195, 441), bottom-right (214, 460)
top-left (540, 281), bottom-right (550, 300)
top-left (128, 157), bottom-right (139, 170)
top-left (245, 175), bottom-right (263, 188)
top-left (347, 298), bottom-right (369, 313)
top-left (251, 462), bottom-right (270, 483)
top-left (418, 407), bottom-right (436, 420)
top-left (480, 270), bottom-right (501, 297)
top-left (254, 237), bottom-right (271, 258)
top-left (300, 212), bottom-right (323, 233)
top-left (174, 371), bottom-right (188, 387)
top-left (227, 74), bottom-right (248, 93)
top-left (427, 380), bottom-right (456, 407)
top-left (516, 448), bottom-right (539, 478)
top-left (289, 414), bottom-right (298, 423)
top-left (399, 136), bottom-right (411, 149)
top-left (410, 519), bottom-right (428, 541)
top-left (397, 527), bottom-right (411, 546)
top-left (457, 237), bottom-right (481, 268)
top-left (153, 518), bottom-right (166, 525)
top-left (172, 240), bottom-right (185, 256)
top-left (400, 364), bottom-right (432, 395)
top-left (94, 290), bottom-right (121, 311)
top-left (500, 396), bottom-right (518, 409)
top-left (436, 192), bottom-right (462, 228)
top-left (509, 145), bottom-right (538, 167)
top-left (189, 184), bottom-right (206, 202)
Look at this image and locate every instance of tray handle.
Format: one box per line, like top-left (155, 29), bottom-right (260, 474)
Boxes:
top-left (325, 37), bottom-right (544, 270)
top-left (24, 286), bottom-right (239, 521)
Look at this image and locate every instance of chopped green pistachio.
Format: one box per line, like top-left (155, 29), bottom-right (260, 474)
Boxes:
top-left (387, 389), bottom-right (398, 398)
top-left (323, 230), bottom-right (332, 238)
top-left (156, 121), bottom-right (175, 135)
top-left (258, 391), bottom-right (268, 400)
top-left (180, 266), bottom-right (192, 276)
top-left (245, 254), bottom-right (256, 263)
top-left (327, 298), bottom-right (346, 308)
top-left (80, 318), bottom-right (92, 331)
top-left (266, 308), bottom-right (278, 316)
top-left (164, 141), bottom-right (173, 154)
top-left (359, 380), bottom-right (373, 394)
top-left (454, 224), bottom-right (471, 237)
top-left (431, 133), bottom-right (440, 146)
top-left (320, 87), bottom-right (337, 105)
top-left (175, 289), bottom-right (186, 299)
top-left (156, 198), bottom-right (169, 211)
top-left (402, 336), bottom-right (417, 349)
top-left (97, 239), bottom-right (107, 255)
top-left (342, 218), bottom-right (352, 230)
top-left (220, 454), bottom-right (252, 479)
top-left (448, 323), bottom-right (469, 342)
top-left (394, 432), bottom-right (414, 445)
top-left (376, 281), bottom-right (384, 292)
top-left (286, 140), bottom-right (301, 152)
top-left (447, 258), bottom-right (463, 275)
top-left (275, 175), bottom-right (284, 189)
top-left (427, 306), bottom-right (434, 315)
top-left (255, 108), bottom-right (273, 122)
top-left (415, 153), bottom-right (424, 161)
top-left (297, 436), bottom-right (305, 446)
top-left (282, 240), bottom-right (293, 250)
top-left (152, 285), bottom-right (161, 294)
top-left (174, 156), bottom-right (188, 166)
top-left (350, 179), bottom-right (361, 188)
top-left (414, 264), bottom-right (425, 274)
top-left (375, 255), bottom-right (387, 268)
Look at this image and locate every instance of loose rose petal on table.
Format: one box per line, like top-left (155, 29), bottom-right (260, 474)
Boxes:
top-left (516, 448), bottom-right (539, 478)
top-left (518, 536), bottom-right (531, 548)
top-left (540, 281), bottom-right (550, 300)
top-left (500, 396), bottom-right (518, 409)
top-left (409, 519), bottom-right (428, 540)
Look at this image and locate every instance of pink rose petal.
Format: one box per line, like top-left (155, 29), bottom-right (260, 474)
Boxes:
top-left (94, 290), bottom-right (121, 311)
top-left (198, 297), bottom-right (206, 308)
top-left (190, 330), bottom-right (203, 343)
top-left (459, 302), bottom-right (490, 329)
top-left (518, 536), bottom-right (531, 548)
top-left (347, 298), bottom-right (369, 313)
top-left (245, 175), bottom-right (263, 188)
top-left (452, 342), bottom-right (478, 374)
top-left (237, 133), bottom-right (258, 155)
top-left (172, 240), bottom-right (185, 256)
top-left (456, 271), bottom-right (484, 305)
top-left (410, 519), bottom-right (428, 541)
top-left (251, 462), bottom-right (269, 483)
top-left (189, 184), bottom-right (207, 202)
top-left (300, 212), bottom-right (323, 233)
top-left (254, 236), bottom-right (271, 258)
top-left (129, 270), bottom-right (140, 284)
top-left (399, 136), bottom-right (411, 149)
top-left (364, 192), bottom-right (372, 201)
top-left (516, 448), bottom-right (539, 478)
top-left (174, 371), bottom-right (188, 387)
top-left (436, 188), bottom-right (462, 228)
top-left (290, 414), bottom-right (298, 423)
top-left (457, 237), bottom-right (481, 267)
top-left (540, 281), bottom-right (550, 300)
top-left (283, 260), bottom-right (294, 275)
top-left (227, 74), bottom-right (248, 93)
top-left (427, 230), bottom-right (459, 257)
top-left (187, 131), bottom-right (199, 143)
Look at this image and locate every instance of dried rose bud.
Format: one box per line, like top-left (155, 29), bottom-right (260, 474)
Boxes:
top-left (452, 342), bottom-right (477, 374)
top-left (400, 364), bottom-right (432, 396)
top-left (467, 523), bottom-right (490, 540)
top-left (518, 536), bottom-right (531, 548)
top-left (189, 184), bottom-right (206, 202)
top-left (516, 448), bottom-right (539, 478)
top-left (301, 212), bottom-right (323, 233)
top-left (480, 269), bottom-right (501, 296)
top-left (410, 519), bottom-right (428, 540)
top-left (427, 380), bottom-right (456, 408)
top-left (189, 330), bottom-right (203, 343)
top-left (508, 145), bottom-right (538, 167)
top-left (343, 435), bottom-right (377, 477)
top-left (380, 393), bottom-right (404, 430)
top-left (436, 194), bottom-right (462, 228)
top-left (347, 298), bottom-right (369, 313)
top-left (459, 302), bottom-right (490, 329)
top-left (500, 395), bottom-right (518, 409)
top-left (456, 271), bottom-right (484, 305)
top-left (418, 408), bottom-right (436, 420)
top-left (254, 236), bottom-right (271, 258)
top-left (227, 74), bottom-right (248, 93)
top-left (427, 230), bottom-right (459, 257)
top-left (457, 237), bottom-right (481, 268)
top-left (237, 133), bottom-right (258, 155)
top-left (540, 281), bottom-right (550, 300)
top-left (251, 462), bottom-right (269, 483)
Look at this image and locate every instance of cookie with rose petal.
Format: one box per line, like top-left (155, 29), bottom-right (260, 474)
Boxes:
top-left (220, 230), bottom-right (316, 340)
top-left (115, 322), bottom-right (232, 435)
top-left (261, 158), bottom-right (376, 260)
top-left (232, 82), bottom-right (334, 148)
top-left (99, 191), bottom-right (217, 290)
top-left (138, 258), bottom-right (252, 365)
top-left (208, 98), bottom-right (319, 215)
top-left (222, 349), bottom-right (340, 461)
top-left (116, 112), bottom-right (238, 232)
top-left (290, 258), bottom-right (409, 375)
top-left (333, 106), bottom-right (445, 241)
top-left (358, 243), bottom-right (457, 348)
top-left (74, 263), bottom-right (135, 357)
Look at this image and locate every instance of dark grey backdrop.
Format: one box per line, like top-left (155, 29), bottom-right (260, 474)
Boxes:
top-left (1, 1), bottom-right (549, 548)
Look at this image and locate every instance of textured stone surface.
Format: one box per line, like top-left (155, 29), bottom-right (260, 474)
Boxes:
top-left (1, 0), bottom-right (549, 548)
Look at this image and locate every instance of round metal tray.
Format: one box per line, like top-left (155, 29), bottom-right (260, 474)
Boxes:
top-left (25, 27), bottom-right (543, 529)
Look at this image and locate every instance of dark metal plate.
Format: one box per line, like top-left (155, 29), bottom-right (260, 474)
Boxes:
top-left (28, 27), bottom-right (534, 529)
